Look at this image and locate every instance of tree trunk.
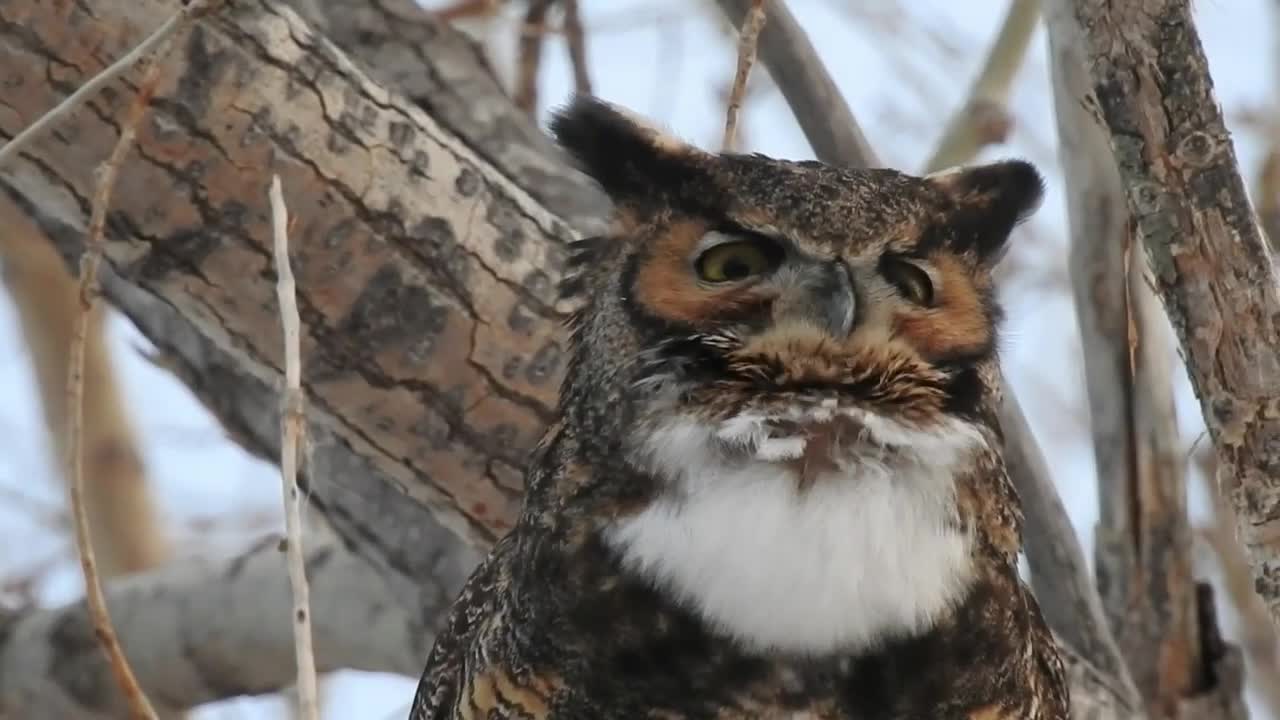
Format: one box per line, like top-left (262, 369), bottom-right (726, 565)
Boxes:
top-left (1059, 0), bottom-right (1280, 627)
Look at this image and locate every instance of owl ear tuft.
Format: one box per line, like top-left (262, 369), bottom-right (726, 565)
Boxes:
top-left (927, 160), bottom-right (1044, 265)
top-left (550, 94), bottom-right (709, 202)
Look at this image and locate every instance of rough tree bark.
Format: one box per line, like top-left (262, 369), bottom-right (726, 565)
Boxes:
top-left (0, 0), bottom-right (1185, 716)
top-left (1046, 4), bottom-right (1246, 715)
top-left (1, 0), bottom-right (579, 545)
top-left (1058, 0), bottom-right (1280, 626)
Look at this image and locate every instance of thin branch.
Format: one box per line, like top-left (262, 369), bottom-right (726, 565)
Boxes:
top-left (714, 0), bottom-right (876, 167)
top-left (1124, 250), bottom-right (1205, 712)
top-left (561, 0), bottom-right (593, 97)
top-left (0, 0), bottom-right (221, 169)
top-left (1044, 0), bottom-right (1162, 707)
top-left (923, 0), bottom-right (1041, 171)
top-left (722, 0), bottom-right (767, 151)
top-left (1, 162), bottom-right (170, 580)
top-left (269, 174), bottom-right (320, 720)
top-left (515, 0), bottom-right (554, 117)
top-left (70, 87), bottom-right (160, 720)
top-left (999, 390), bottom-right (1141, 705)
top-left (60, 3), bottom-right (226, 717)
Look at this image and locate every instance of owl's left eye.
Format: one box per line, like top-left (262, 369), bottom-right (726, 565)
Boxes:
top-left (695, 239), bottom-right (782, 283)
top-left (882, 256), bottom-right (935, 306)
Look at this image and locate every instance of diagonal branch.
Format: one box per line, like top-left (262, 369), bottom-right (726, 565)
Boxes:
top-left (722, 0), bottom-right (767, 151)
top-left (714, 0), bottom-right (877, 167)
top-left (924, 0), bottom-right (1041, 171)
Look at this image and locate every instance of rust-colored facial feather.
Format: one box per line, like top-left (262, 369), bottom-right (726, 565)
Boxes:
top-left (549, 95), bottom-right (1042, 425)
top-left (631, 218), bottom-right (775, 328)
top-left (890, 252), bottom-right (997, 361)
top-left (685, 324), bottom-right (952, 426)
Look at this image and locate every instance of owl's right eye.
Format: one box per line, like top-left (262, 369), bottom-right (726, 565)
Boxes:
top-left (695, 239), bottom-right (783, 283)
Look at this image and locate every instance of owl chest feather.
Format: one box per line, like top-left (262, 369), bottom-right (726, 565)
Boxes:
top-left (605, 412), bottom-right (983, 656)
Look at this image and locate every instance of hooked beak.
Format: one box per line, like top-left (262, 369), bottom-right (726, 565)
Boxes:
top-left (770, 261), bottom-right (855, 338)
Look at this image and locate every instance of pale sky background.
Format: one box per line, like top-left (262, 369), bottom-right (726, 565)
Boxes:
top-left (0, 0), bottom-right (1275, 717)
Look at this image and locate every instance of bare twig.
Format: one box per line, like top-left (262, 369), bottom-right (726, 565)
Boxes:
top-left (714, 0), bottom-right (876, 167)
top-left (268, 174), bottom-right (320, 720)
top-left (561, 0), bottom-right (593, 97)
top-left (0, 0), bottom-right (221, 169)
top-left (923, 0), bottom-right (1041, 171)
top-left (722, 0), bottom-right (767, 151)
top-left (56, 4), bottom-right (229, 718)
top-left (515, 0), bottom-right (554, 117)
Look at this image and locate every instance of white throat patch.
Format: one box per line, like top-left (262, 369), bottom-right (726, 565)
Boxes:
top-left (605, 408), bottom-right (985, 656)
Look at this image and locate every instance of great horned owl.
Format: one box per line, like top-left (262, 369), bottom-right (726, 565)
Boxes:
top-left (409, 95), bottom-right (1069, 719)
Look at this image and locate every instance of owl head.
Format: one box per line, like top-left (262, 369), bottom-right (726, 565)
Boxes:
top-left (549, 95), bottom-right (1041, 471)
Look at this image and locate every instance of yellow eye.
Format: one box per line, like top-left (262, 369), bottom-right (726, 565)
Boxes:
top-left (882, 257), bottom-right (935, 306)
top-left (695, 240), bottom-right (780, 283)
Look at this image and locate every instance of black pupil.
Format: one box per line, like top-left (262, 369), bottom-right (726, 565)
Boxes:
top-left (722, 257), bottom-right (751, 279)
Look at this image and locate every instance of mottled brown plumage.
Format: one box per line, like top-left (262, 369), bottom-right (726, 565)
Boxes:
top-left (409, 95), bottom-right (1069, 719)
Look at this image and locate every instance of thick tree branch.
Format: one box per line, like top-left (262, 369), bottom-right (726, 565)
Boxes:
top-left (0, 536), bottom-right (432, 719)
top-left (1058, 0), bottom-right (1280, 624)
top-left (277, 0), bottom-right (610, 233)
top-left (0, 0), bottom-right (577, 547)
top-left (998, 390), bottom-right (1141, 708)
top-left (1046, 4), bottom-right (1223, 715)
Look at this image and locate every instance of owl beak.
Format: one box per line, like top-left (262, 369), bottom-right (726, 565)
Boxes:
top-left (772, 261), bottom-right (856, 338)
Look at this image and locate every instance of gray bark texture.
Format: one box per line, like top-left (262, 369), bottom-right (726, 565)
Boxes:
top-left (1044, 4), bottom-right (1246, 717)
top-left (1060, 0), bottom-right (1280, 626)
top-left (0, 0), bottom-right (1230, 716)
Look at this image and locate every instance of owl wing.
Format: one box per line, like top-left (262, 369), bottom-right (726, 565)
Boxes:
top-left (408, 536), bottom-right (512, 720)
